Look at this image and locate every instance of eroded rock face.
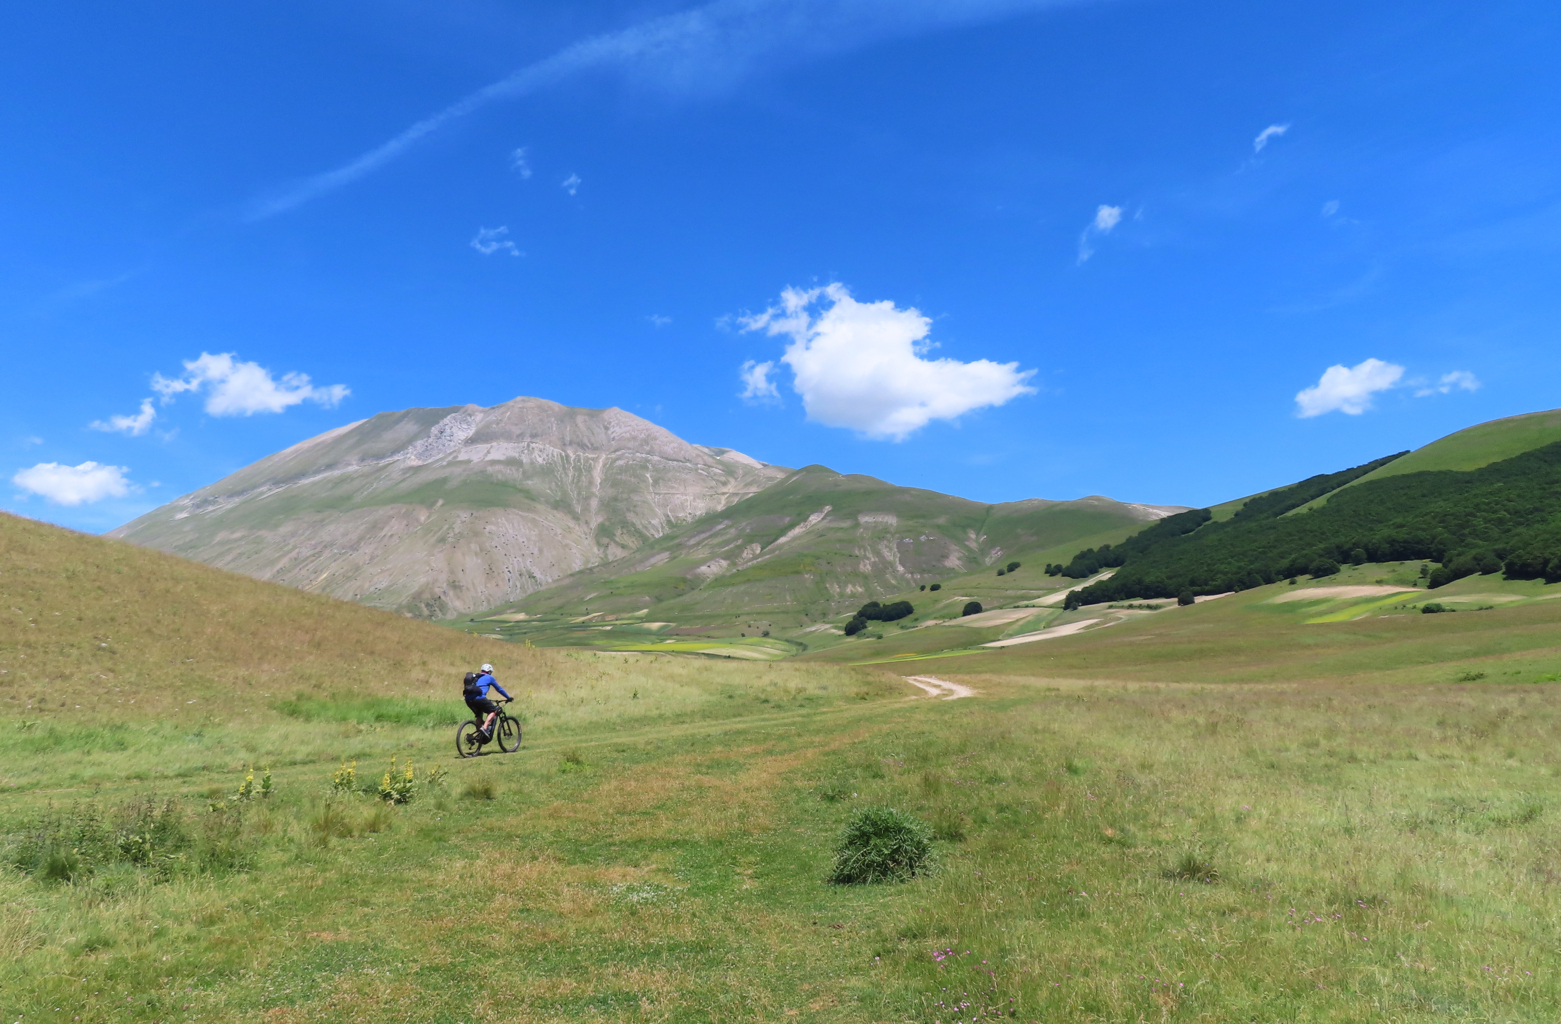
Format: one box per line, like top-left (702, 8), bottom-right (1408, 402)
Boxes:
top-left (109, 397), bottom-right (789, 618)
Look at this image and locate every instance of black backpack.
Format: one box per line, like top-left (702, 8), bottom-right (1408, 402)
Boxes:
top-left (462, 671), bottom-right (481, 699)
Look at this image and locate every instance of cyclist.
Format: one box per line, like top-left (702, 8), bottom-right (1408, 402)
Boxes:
top-left (463, 663), bottom-right (511, 740)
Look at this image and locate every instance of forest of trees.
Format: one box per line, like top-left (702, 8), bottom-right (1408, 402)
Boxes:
top-left (1056, 443), bottom-right (1561, 609)
top-left (843, 599), bottom-right (915, 635)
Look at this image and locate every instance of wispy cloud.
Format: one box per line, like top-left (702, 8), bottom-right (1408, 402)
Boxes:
top-left (471, 226), bottom-right (521, 256)
top-left (739, 359), bottom-right (780, 401)
top-left (561, 173), bottom-right (582, 196)
top-left (1077, 203), bottom-right (1124, 263)
top-left (510, 147), bottom-right (533, 178)
top-left (739, 283), bottom-right (1034, 440)
top-left (244, 0), bottom-right (1087, 219)
top-left (1415, 370), bottom-right (1481, 397)
top-left (90, 398), bottom-right (157, 437)
top-left (1295, 358), bottom-right (1403, 418)
top-left (12, 461), bottom-right (132, 506)
top-left (647, 314), bottom-right (672, 327)
top-left (152, 352), bottom-right (349, 416)
top-left (1253, 123), bottom-right (1290, 152)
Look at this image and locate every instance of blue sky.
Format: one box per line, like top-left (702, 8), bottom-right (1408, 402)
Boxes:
top-left (4, 0), bottom-right (1559, 531)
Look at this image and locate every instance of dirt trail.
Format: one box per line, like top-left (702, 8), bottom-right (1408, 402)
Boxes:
top-left (904, 675), bottom-right (977, 700)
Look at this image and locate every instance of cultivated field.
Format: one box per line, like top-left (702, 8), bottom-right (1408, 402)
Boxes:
top-left (5, 512), bottom-right (1561, 1022)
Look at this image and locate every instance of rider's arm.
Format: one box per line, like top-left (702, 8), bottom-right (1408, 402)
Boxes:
top-left (490, 681), bottom-right (512, 700)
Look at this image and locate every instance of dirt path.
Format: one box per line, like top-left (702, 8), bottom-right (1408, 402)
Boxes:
top-left (904, 675), bottom-right (977, 699)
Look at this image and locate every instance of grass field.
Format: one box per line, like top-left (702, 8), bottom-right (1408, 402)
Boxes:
top-left (7, 511), bottom-right (1561, 1022)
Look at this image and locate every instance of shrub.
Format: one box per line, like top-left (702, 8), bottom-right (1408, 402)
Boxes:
top-left (996, 569), bottom-right (1005, 576)
top-left (1421, 602), bottom-right (1447, 614)
top-left (843, 616), bottom-right (867, 636)
top-left (1310, 558), bottom-right (1340, 578)
top-left (378, 756), bottom-right (416, 804)
top-left (929, 583), bottom-right (941, 591)
top-left (558, 749), bottom-right (589, 774)
top-left (1350, 548), bottom-right (1368, 565)
top-left (1164, 852), bottom-right (1218, 884)
top-left (332, 760), bottom-right (357, 793)
top-left (827, 807), bottom-right (934, 884)
top-left (856, 600), bottom-right (914, 622)
top-left (961, 601), bottom-right (982, 617)
top-left (1006, 561), bottom-right (1021, 572)
top-left (919, 584), bottom-right (926, 591)
top-left (1177, 591), bottom-right (1195, 606)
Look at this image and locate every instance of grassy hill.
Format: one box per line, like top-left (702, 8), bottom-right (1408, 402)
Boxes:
top-left (448, 465), bottom-right (1182, 656)
top-left (1295, 406), bottom-right (1561, 511)
top-left (6, 510), bottom-right (1561, 1020)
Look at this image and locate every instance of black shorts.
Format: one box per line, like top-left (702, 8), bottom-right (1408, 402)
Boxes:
top-left (466, 697), bottom-right (499, 721)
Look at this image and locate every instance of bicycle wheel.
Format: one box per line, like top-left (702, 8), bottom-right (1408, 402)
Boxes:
top-left (456, 720), bottom-right (484, 758)
top-left (496, 713), bottom-right (522, 753)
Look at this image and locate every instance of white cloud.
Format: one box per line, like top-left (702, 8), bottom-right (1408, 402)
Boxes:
top-left (562, 173), bottom-right (582, 196)
top-left (647, 314), bottom-right (672, 327)
top-left (1253, 123), bottom-right (1290, 152)
top-left (245, 0), bottom-right (1083, 219)
top-left (1295, 358), bottom-right (1404, 418)
top-left (739, 359), bottom-right (779, 400)
top-left (1077, 203), bottom-right (1124, 263)
top-left (1415, 370), bottom-right (1481, 397)
top-left (22, 436), bottom-right (42, 446)
top-left (739, 283), bottom-right (1035, 440)
top-left (471, 226), bottom-right (521, 256)
top-left (12, 461), bottom-right (131, 505)
top-left (1321, 199), bottom-right (1340, 217)
top-left (90, 398), bottom-right (156, 437)
top-left (151, 352), bottom-right (349, 417)
top-left (510, 147), bottom-right (533, 178)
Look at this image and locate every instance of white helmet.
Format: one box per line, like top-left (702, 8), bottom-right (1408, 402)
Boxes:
top-left (480, 663), bottom-right (494, 674)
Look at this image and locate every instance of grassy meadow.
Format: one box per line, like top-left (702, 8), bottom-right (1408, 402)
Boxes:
top-left (6, 511), bottom-right (1561, 1022)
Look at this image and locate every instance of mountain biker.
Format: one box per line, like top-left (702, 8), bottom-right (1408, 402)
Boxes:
top-left (463, 663), bottom-right (511, 740)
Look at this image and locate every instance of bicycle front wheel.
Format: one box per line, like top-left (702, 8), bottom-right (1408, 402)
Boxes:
top-left (496, 713), bottom-right (522, 753)
top-left (456, 720), bottom-right (484, 758)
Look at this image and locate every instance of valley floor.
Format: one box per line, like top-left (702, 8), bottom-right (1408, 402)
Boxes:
top-left (5, 654), bottom-right (1561, 1022)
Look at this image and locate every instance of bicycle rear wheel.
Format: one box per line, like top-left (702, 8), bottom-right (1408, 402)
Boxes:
top-left (496, 713), bottom-right (522, 753)
top-left (456, 720), bottom-right (484, 758)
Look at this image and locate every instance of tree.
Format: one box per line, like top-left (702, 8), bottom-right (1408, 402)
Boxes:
top-left (996, 569), bottom-right (1005, 576)
top-left (929, 583), bottom-right (941, 591)
top-left (1349, 548), bottom-right (1368, 565)
top-left (962, 601), bottom-right (983, 617)
top-left (1006, 561), bottom-right (1021, 572)
top-left (1310, 558), bottom-right (1340, 578)
top-left (1178, 591), bottom-right (1195, 606)
top-left (843, 617), bottom-right (868, 636)
top-left (919, 584), bottom-right (926, 591)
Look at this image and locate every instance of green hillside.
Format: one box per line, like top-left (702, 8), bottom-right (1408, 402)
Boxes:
top-left (1063, 434), bottom-right (1561, 609)
top-left (451, 465), bottom-right (1182, 656)
top-left (1295, 406), bottom-right (1561, 511)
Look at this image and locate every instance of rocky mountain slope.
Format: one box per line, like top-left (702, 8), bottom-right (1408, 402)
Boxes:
top-left (110, 397), bottom-right (789, 618)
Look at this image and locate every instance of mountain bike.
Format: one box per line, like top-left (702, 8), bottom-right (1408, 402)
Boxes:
top-left (456, 699), bottom-right (521, 757)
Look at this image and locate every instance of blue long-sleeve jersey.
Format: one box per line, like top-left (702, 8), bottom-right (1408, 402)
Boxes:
top-left (473, 673), bottom-right (510, 700)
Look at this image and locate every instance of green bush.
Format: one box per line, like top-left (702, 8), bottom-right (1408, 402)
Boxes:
top-left (1006, 561), bottom-right (1021, 572)
top-left (1421, 602), bottom-right (1448, 614)
top-left (827, 807), bottom-right (934, 884)
top-left (929, 583), bottom-right (941, 591)
top-left (1178, 591), bottom-right (1195, 606)
top-left (962, 601), bottom-right (982, 617)
top-left (1311, 558), bottom-right (1340, 578)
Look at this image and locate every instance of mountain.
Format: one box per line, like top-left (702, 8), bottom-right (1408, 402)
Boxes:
top-left (110, 397), bottom-right (789, 619)
top-left (1060, 408), bottom-right (1561, 607)
top-left (477, 463), bottom-right (1184, 631)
